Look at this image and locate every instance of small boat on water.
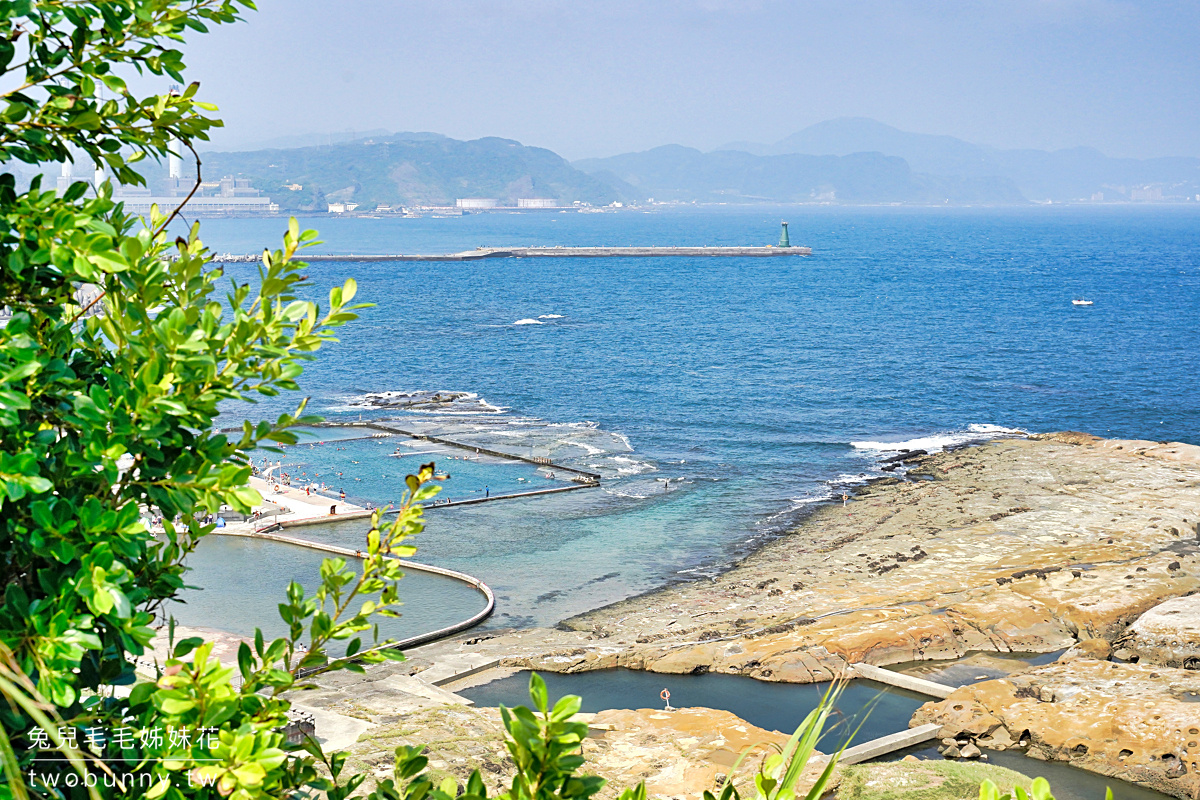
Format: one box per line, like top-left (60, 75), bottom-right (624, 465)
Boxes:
top-left (1072, 299), bottom-right (1094, 306)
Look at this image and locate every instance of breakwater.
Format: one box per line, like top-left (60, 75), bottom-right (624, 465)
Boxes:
top-left (211, 245), bottom-right (811, 263)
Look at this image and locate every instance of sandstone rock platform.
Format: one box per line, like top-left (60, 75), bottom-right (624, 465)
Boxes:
top-left (511, 434), bottom-right (1200, 682)
top-left (1122, 593), bottom-right (1200, 669)
top-left (911, 658), bottom-right (1200, 800)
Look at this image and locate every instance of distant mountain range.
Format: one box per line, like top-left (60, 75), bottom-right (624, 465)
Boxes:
top-left (179, 133), bottom-right (622, 211)
top-left (574, 145), bottom-right (1025, 205)
top-left (143, 119), bottom-right (1200, 209)
top-left (713, 118), bottom-right (1200, 203)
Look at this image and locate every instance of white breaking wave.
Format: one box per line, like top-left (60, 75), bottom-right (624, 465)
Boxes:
top-left (760, 491), bottom-right (833, 524)
top-left (538, 314), bottom-right (565, 319)
top-left (851, 424), bottom-right (1027, 454)
top-left (513, 318), bottom-right (543, 325)
top-left (610, 455), bottom-right (656, 476)
top-left (603, 488), bottom-right (651, 500)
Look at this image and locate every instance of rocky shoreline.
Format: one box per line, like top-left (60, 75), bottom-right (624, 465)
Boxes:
top-left (504, 433), bottom-right (1197, 673)
top-left (414, 432), bottom-right (1200, 797)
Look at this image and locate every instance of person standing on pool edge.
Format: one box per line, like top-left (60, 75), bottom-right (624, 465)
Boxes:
top-left (340, 488), bottom-right (346, 501)
top-left (485, 485), bottom-right (489, 498)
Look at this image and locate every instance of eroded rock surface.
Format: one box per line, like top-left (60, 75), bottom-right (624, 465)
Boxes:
top-left (511, 435), bottom-right (1200, 681)
top-left (1122, 594), bottom-right (1200, 669)
top-left (381, 434), bottom-right (1200, 796)
top-left (911, 659), bottom-right (1200, 800)
top-left (584, 707), bottom-right (818, 800)
top-left (341, 703), bottom-right (819, 800)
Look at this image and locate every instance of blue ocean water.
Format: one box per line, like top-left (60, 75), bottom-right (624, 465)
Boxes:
top-left (184, 206), bottom-right (1200, 627)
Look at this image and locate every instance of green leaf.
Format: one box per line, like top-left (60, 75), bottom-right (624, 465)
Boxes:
top-left (173, 636), bottom-right (203, 658)
top-left (528, 671), bottom-right (549, 713)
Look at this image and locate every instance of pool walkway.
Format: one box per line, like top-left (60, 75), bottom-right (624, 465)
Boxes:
top-left (376, 637), bottom-right (963, 770)
top-left (367, 422), bottom-right (602, 484)
top-left (227, 422), bottom-right (602, 530)
top-left (217, 476), bottom-right (370, 533)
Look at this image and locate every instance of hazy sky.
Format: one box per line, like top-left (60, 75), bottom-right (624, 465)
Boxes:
top-left (181, 0), bottom-right (1200, 160)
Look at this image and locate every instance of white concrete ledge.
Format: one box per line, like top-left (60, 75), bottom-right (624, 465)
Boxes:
top-left (422, 656), bottom-right (504, 687)
top-left (831, 723), bottom-right (944, 765)
top-left (851, 663), bottom-right (957, 699)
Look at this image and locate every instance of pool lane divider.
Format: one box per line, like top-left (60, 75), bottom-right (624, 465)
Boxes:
top-left (210, 527), bottom-right (494, 668)
top-left (822, 723), bottom-right (944, 766)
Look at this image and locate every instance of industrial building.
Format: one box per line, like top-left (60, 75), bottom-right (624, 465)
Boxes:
top-left (456, 198), bottom-right (499, 209)
top-left (57, 140), bottom-right (277, 216)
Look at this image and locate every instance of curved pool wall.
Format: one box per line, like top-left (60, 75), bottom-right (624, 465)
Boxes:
top-left (460, 669), bottom-right (1174, 800)
top-left (171, 532), bottom-right (493, 655)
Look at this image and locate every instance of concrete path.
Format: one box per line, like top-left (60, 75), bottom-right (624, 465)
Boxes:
top-left (829, 723), bottom-right (944, 765)
top-left (222, 476), bottom-right (368, 532)
top-left (851, 663), bottom-right (957, 699)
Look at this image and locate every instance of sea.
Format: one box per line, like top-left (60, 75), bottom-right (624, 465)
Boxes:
top-left (175, 205), bottom-right (1200, 631)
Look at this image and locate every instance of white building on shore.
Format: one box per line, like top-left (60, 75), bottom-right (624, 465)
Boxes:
top-left (456, 198), bottom-right (498, 209)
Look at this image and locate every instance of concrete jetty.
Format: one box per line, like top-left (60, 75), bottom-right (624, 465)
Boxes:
top-left (375, 423), bottom-right (602, 483)
top-left (212, 245), bottom-right (811, 263)
top-left (851, 663), bottom-right (956, 699)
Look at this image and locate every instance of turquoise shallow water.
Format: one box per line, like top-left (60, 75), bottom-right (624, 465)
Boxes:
top-left (167, 204), bottom-right (1194, 800)
top-left (177, 206), bottom-right (1200, 628)
top-left (260, 427), bottom-right (557, 507)
top-left (171, 536), bottom-right (486, 649)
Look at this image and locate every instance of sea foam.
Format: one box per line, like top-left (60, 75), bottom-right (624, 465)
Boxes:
top-left (850, 424), bottom-right (1028, 453)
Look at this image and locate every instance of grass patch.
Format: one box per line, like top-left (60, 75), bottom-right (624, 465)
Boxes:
top-left (838, 759), bottom-right (1034, 800)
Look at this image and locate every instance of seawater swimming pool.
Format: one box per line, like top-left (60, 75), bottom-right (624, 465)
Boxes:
top-left (254, 425), bottom-right (563, 506)
top-left (194, 207), bottom-right (1200, 628)
top-left (460, 669), bottom-right (1176, 800)
top-left (170, 534), bottom-right (488, 653)
top-left (457, 668), bottom-right (928, 748)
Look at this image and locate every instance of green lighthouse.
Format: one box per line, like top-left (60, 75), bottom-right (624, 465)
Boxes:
top-left (778, 221), bottom-right (790, 248)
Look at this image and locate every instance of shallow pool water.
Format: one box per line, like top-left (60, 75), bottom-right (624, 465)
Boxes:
top-left (458, 668), bottom-right (927, 749)
top-left (170, 535), bottom-right (488, 653)
top-left (887, 649), bottom-right (1067, 686)
top-left (463, 669), bottom-right (1176, 800)
top-left (258, 429), bottom-right (554, 506)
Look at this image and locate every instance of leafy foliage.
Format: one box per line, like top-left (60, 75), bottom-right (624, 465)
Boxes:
top-left (0, 3), bottom-right (1127, 800)
top-left (0, 2), bottom-right (452, 797)
top-left (704, 682), bottom-right (846, 800)
top-left (979, 776), bottom-right (1110, 800)
top-left (352, 673), bottom-right (644, 800)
